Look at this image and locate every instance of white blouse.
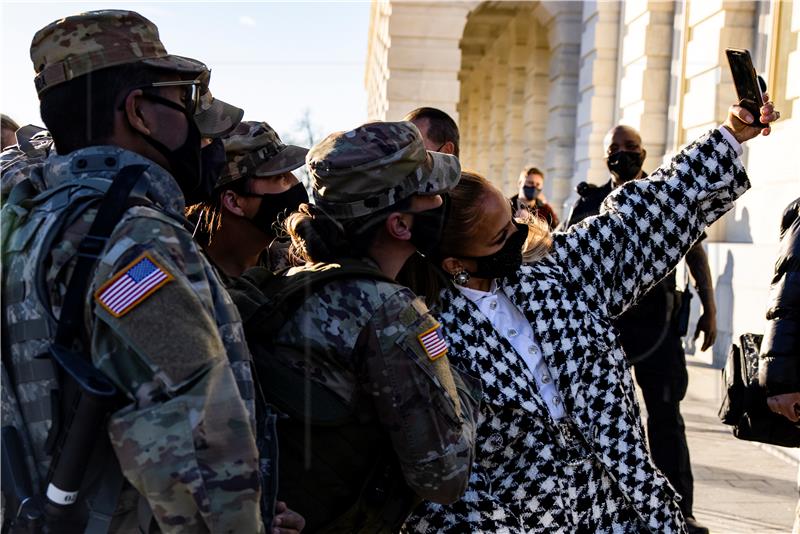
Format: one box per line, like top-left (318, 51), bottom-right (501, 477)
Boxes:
top-left (457, 281), bottom-right (567, 420)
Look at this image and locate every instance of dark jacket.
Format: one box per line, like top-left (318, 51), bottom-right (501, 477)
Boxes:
top-left (562, 179), bottom-right (613, 229)
top-left (759, 197), bottom-right (800, 396)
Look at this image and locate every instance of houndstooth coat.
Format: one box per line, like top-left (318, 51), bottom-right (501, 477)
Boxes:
top-left (404, 129), bottom-right (749, 533)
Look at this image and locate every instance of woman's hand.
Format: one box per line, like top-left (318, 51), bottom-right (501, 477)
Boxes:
top-left (723, 92), bottom-right (780, 144)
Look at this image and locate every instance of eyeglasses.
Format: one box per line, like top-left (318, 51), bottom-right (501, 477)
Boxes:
top-left (129, 78), bottom-right (203, 115)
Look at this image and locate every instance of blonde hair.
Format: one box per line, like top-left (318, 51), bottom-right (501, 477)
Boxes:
top-left (516, 206), bottom-right (553, 263)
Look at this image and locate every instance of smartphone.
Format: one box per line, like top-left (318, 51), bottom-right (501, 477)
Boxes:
top-left (725, 48), bottom-right (767, 129)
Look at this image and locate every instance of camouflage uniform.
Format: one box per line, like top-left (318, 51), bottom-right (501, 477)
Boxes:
top-left (251, 122), bottom-right (480, 531)
top-left (2, 11), bottom-right (262, 533)
top-left (0, 126), bottom-right (52, 200)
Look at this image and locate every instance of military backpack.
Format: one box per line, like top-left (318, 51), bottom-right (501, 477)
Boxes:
top-left (1, 165), bottom-right (151, 533)
top-left (227, 261), bottom-right (421, 533)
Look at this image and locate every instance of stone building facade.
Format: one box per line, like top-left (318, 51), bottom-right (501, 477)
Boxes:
top-left (365, 0), bottom-right (800, 367)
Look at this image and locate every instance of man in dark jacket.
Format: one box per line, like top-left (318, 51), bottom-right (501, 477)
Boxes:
top-left (760, 197), bottom-right (800, 534)
top-left (564, 125), bottom-right (715, 534)
top-left (761, 197), bottom-right (800, 420)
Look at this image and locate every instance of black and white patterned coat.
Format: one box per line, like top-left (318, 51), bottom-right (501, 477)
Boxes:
top-left (405, 129), bottom-right (748, 533)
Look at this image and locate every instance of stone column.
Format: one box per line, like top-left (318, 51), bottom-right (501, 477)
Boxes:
top-left (378, 1), bottom-right (473, 121)
top-left (617, 0), bottom-right (676, 169)
top-left (500, 14), bottom-right (530, 196)
top-left (462, 72), bottom-right (485, 169)
top-left (538, 1), bottom-right (583, 217)
top-left (474, 56), bottom-right (494, 176)
top-left (572, 1), bottom-right (621, 192)
top-left (487, 33), bottom-right (510, 186)
top-left (681, 1), bottom-right (758, 142)
top-left (680, 0), bottom-right (758, 241)
top-left (365, 0), bottom-right (392, 120)
top-left (457, 73), bottom-right (474, 163)
top-left (521, 12), bottom-right (549, 184)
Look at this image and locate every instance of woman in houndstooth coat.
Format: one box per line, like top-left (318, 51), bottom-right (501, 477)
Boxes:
top-left (401, 101), bottom-right (779, 533)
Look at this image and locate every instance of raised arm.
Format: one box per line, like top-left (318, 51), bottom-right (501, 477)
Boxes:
top-left (551, 99), bottom-right (778, 318)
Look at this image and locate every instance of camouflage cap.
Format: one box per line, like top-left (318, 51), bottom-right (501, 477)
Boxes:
top-left (307, 121), bottom-right (461, 219)
top-left (31, 10), bottom-right (206, 95)
top-left (217, 121), bottom-right (308, 189)
top-left (194, 71), bottom-right (244, 139)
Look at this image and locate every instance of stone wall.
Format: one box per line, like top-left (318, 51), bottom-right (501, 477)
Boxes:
top-left (365, 1), bottom-right (473, 122)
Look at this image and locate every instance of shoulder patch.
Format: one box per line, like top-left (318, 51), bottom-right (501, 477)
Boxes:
top-left (94, 252), bottom-right (173, 317)
top-left (417, 322), bottom-right (448, 361)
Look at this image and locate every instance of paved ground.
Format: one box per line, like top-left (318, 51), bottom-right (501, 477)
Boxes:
top-left (641, 362), bottom-right (798, 533)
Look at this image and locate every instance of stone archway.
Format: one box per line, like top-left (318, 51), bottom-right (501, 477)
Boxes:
top-left (365, 0), bottom-right (604, 216)
top-left (457, 1), bottom-right (583, 213)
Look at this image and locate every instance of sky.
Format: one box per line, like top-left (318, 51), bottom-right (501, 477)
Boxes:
top-left (0, 1), bottom-right (371, 145)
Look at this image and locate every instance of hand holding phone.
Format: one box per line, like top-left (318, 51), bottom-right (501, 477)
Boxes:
top-left (726, 48), bottom-right (767, 129)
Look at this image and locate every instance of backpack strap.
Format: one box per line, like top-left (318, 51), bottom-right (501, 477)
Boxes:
top-left (44, 165), bottom-right (148, 534)
top-left (53, 164), bottom-right (148, 348)
top-left (83, 441), bottom-right (126, 534)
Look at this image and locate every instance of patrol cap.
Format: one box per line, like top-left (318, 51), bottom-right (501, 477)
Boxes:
top-left (218, 121), bottom-right (308, 188)
top-left (31, 10), bottom-right (206, 95)
top-left (307, 121), bottom-right (461, 219)
top-left (195, 71), bottom-right (244, 139)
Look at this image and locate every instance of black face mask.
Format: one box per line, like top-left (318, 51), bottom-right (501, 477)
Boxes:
top-left (408, 194), bottom-right (451, 258)
top-left (522, 186), bottom-right (541, 201)
top-left (606, 150), bottom-right (644, 183)
top-left (189, 138), bottom-right (227, 205)
top-left (135, 93), bottom-right (202, 201)
top-left (248, 181), bottom-right (309, 236)
top-left (461, 221), bottom-right (529, 280)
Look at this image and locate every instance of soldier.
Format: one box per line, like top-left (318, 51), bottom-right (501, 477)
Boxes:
top-left (184, 121), bottom-right (310, 533)
top-left (563, 124), bottom-right (717, 534)
top-left (2, 10), bottom-right (263, 532)
top-left (187, 120), bottom-right (309, 277)
top-left (245, 121), bottom-right (481, 532)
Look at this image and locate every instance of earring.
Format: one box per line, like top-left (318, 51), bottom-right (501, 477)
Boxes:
top-left (453, 270), bottom-right (470, 285)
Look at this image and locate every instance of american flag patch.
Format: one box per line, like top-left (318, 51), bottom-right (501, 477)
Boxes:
top-left (94, 253), bottom-right (173, 317)
top-left (418, 323), bottom-right (448, 361)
